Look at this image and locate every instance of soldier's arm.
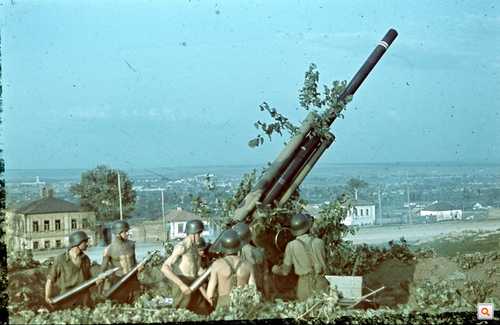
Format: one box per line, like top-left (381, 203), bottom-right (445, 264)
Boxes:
top-left (248, 264), bottom-right (256, 286)
top-left (45, 279), bottom-right (54, 304)
top-left (272, 243), bottom-right (293, 276)
top-left (132, 242), bottom-right (145, 272)
top-left (83, 257), bottom-right (92, 279)
top-left (161, 244), bottom-right (191, 294)
top-left (313, 239), bottom-right (328, 274)
top-left (100, 246), bottom-right (112, 272)
top-left (206, 263), bottom-right (218, 306)
top-left (45, 262), bottom-right (59, 304)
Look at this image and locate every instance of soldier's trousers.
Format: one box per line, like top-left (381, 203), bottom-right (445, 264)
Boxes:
top-left (214, 295), bottom-right (230, 311)
top-left (171, 275), bottom-right (213, 315)
top-left (106, 275), bottom-right (142, 304)
top-left (101, 275), bottom-right (141, 304)
top-left (296, 273), bottom-right (329, 301)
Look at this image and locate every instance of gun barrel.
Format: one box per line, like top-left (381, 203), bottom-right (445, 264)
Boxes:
top-left (262, 28), bottom-right (398, 205)
top-left (51, 267), bottom-right (120, 304)
top-left (278, 133), bottom-right (334, 206)
top-left (232, 112), bottom-right (318, 223)
top-left (325, 28), bottom-right (398, 125)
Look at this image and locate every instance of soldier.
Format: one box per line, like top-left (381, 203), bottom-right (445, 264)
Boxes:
top-left (45, 230), bottom-right (101, 309)
top-left (272, 213), bottom-right (329, 301)
top-left (197, 237), bottom-right (211, 270)
top-left (206, 229), bottom-right (255, 310)
top-left (161, 219), bottom-right (212, 315)
top-left (100, 220), bottom-right (143, 304)
top-left (233, 223), bottom-right (270, 298)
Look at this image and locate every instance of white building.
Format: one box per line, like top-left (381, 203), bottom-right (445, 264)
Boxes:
top-left (343, 199), bottom-right (376, 226)
top-left (420, 201), bottom-right (462, 222)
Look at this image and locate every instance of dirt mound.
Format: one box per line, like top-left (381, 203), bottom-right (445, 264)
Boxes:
top-left (363, 259), bottom-right (416, 307)
top-left (413, 257), bottom-right (463, 283)
top-left (362, 255), bottom-right (499, 308)
top-left (467, 259), bottom-right (500, 299)
top-left (8, 266), bottom-right (50, 312)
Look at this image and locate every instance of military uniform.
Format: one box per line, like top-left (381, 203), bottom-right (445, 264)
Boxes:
top-left (101, 238), bottom-right (141, 303)
top-left (47, 251), bottom-right (93, 310)
top-left (167, 236), bottom-right (212, 315)
top-left (274, 233), bottom-right (329, 300)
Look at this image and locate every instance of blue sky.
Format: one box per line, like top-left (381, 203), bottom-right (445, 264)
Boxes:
top-left (2, 0), bottom-right (499, 169)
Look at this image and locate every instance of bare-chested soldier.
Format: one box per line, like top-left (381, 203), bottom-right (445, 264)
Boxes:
top-left (206, 229), bottom-right (255, 310)
top-left (161, 219), bottom-right (212, 315)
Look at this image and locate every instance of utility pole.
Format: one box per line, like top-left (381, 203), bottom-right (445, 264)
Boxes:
top-left (406, 171), bottom-right (411, 224)
top-left (117, 171), bottom-right (123, 220)
top-left (378, 186), bottom-right (382, 225)
top-left (161, 189), bottom-right (166, 241)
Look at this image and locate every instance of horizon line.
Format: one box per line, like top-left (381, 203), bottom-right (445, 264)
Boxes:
top-left (4, 160), bottom-right (500, 171)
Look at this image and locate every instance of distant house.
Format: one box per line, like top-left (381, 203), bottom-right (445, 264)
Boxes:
top-left (419, 201), bottom-right (462, 222)
top-left (472, 202), bottom-right (488, 210)
top-left (5, 188), bottom-right (96, 251)
top-left (343, 199), bottom-right (376, 226)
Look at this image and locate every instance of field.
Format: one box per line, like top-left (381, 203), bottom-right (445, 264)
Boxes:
top-left (349, 218), bottom-right (500, 246)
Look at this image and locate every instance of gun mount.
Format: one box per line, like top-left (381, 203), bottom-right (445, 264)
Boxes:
top-left (195, 29), bottom-right (398, 294)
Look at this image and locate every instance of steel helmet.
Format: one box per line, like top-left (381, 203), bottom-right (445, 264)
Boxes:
top-left (290, 213), bottom-right (312, 236)
top-left (185, 219), bottom-right (204, 235)
top-left (220, 229), bottom-right (242, 255)
top-left (112, 220), bottom-right (130, 235)
top-left (233, 223), bottom-right (251, 244)
top-left (68, 231), bottom-right (89, 248)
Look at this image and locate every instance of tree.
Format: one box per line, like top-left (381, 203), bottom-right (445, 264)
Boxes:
top-left (191, 170), bottom-right (258, 230)
top-left (346, 177), bottom-right (368, 200)
top-left (70, 165), bottom-right (136, 222)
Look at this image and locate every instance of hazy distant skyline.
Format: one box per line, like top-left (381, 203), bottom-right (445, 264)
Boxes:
top-left (2, 1), bottom-right (499, 169)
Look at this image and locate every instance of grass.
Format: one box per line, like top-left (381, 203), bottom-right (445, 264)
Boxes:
top-left (411, 229), bottom-right (500, 257)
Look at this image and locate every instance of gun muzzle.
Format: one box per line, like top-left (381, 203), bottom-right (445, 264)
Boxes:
top-left (51, 267), bottom-right (120, 304)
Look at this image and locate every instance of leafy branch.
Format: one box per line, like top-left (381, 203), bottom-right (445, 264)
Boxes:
top-left (248, 63), bottom-right (352, 148)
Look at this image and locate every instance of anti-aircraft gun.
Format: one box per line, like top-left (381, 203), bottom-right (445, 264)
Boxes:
top-left (193, 29), bottom-right (398, 295)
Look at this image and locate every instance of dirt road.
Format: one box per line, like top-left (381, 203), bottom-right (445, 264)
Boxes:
top-left (33, 242), bottom-right (163, 263)
top-left (346, 219), bottom-right (500, 245)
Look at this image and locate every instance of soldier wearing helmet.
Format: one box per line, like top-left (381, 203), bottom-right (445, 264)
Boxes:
top-left (100, 220), bottom-right (143, 304)
top-left (206, 229), bottom-right (255, 310)
top-left (196, 237), bottom-right (211, 269)
top-left (161, 219), bottom-right (212, 315)
top-left (233, 223), bottom-right (270, 298)
top-left (45, 230), bottom-right (101, 309)
top-left (271, 213), bottom-right (329, 301)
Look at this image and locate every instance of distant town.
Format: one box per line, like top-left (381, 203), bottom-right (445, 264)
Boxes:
top-left (5, 162), bottom-right (500, 252)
